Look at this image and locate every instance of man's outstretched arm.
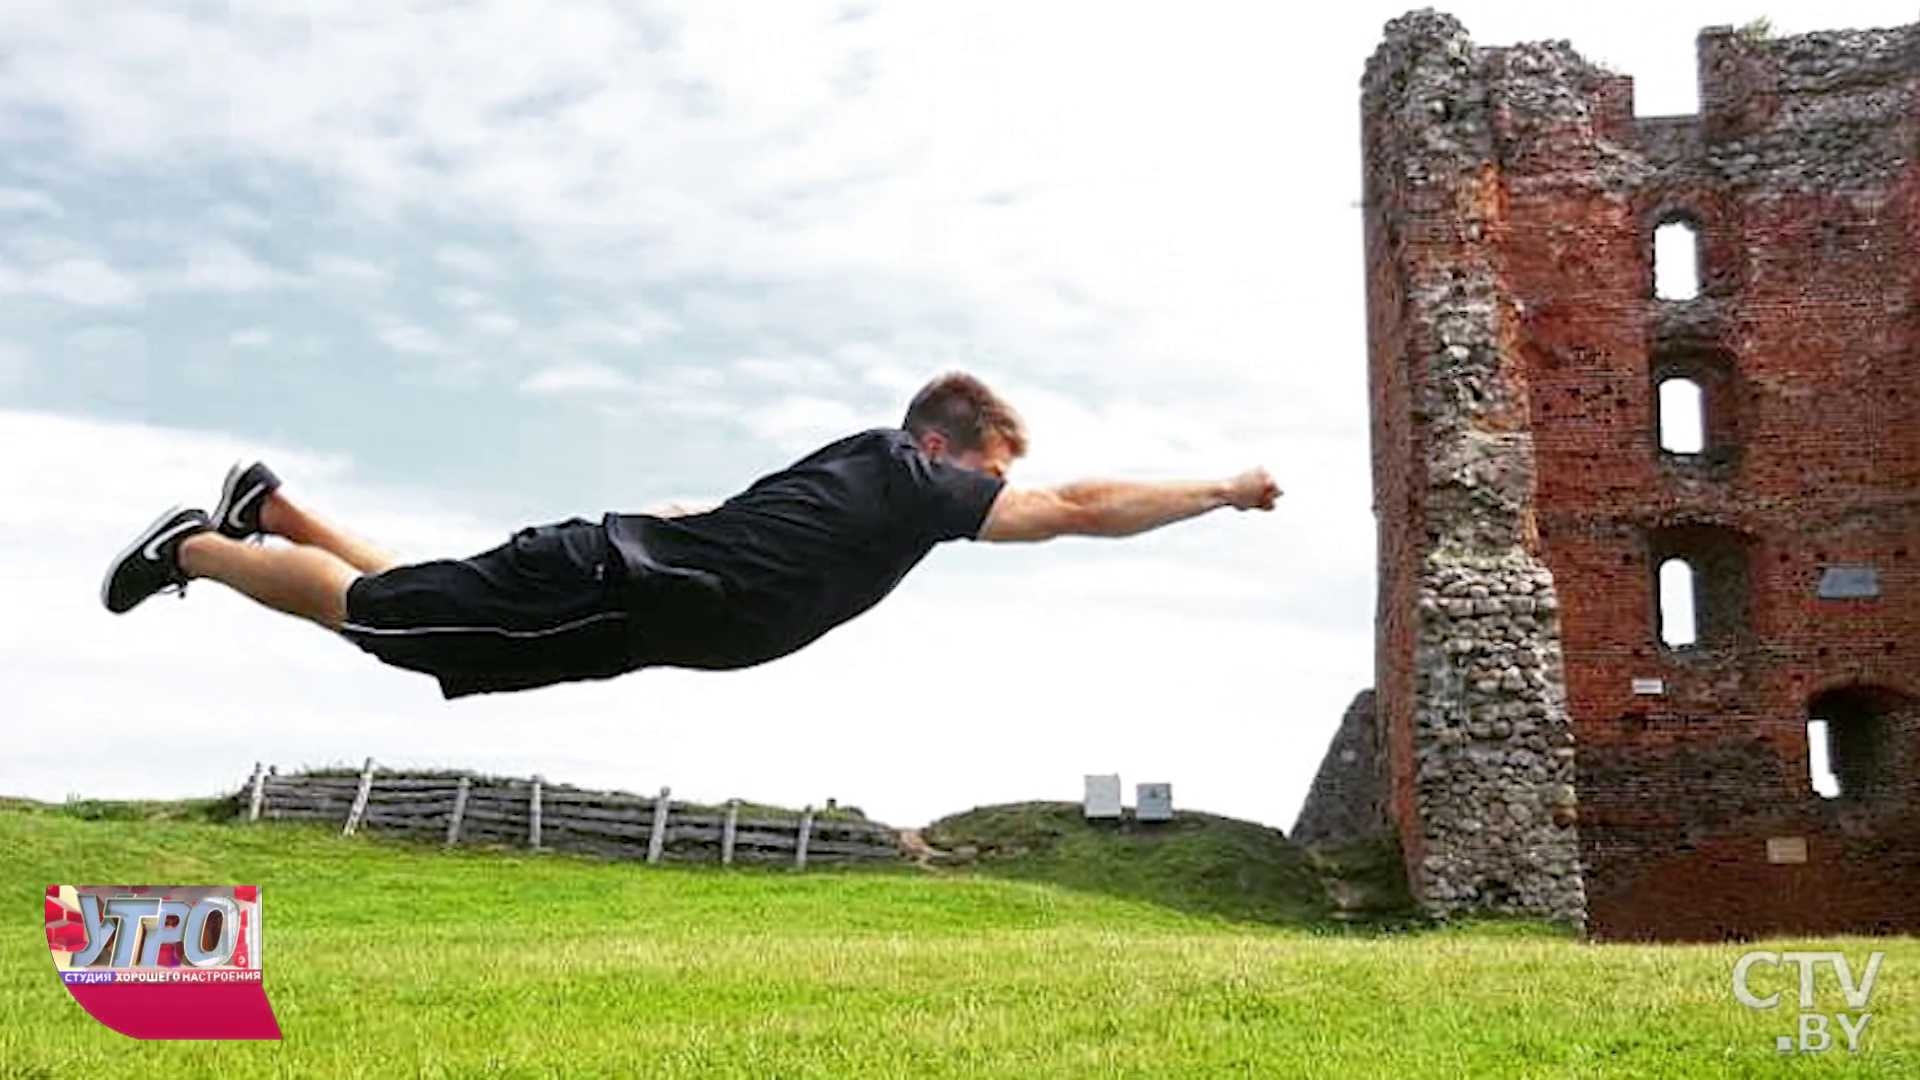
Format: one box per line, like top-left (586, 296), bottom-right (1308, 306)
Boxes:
top-left (978, 468), bottom-right (1279, 542)
top-left (642, 499), bottom-right (721, 519)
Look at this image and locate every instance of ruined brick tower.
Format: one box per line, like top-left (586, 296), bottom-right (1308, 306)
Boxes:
top-left (1345, 10), bottom-right (1920, 939)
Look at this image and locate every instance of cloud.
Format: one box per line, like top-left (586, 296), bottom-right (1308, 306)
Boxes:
top-left (0, 187), bottom-right (62, 216)
top-left (738, 395), bottom-right (865, 450)
top-left (0, 256), bottom-right (144, 307)
top-left (472, 312), bottom-right (520, 336)
top-left (436, 286), bottom-right (489, 309)
top-left (229, 328), bottom-right (273, 347)
top-left (0, 1), bottom-right (1365, 455)
top-left (552, 308), bottom-right (681, 349)
top-left (209, 203), bottom-right (270, 232)
top-left (518, 362), bottom-right (635, 396)
top-left (610, 366), bottom-right (736, 421)
top-left (430, 287), bottom-right (521, 336)
top-left (731, 355), bottom-right (849, 391)
top-left (374, 319), bottom-right (452, 357)
top-left (65, 324), bottom-right (145, 352)
top-left (0, 5), bottom-right (1232, 357)
top-left (434, 245), bottom-right (503, 279)
top-left (175, 240), bottom-right (297, 293)
top-left (310, 253), bottom-right (391, 286)
top-left (0, 340), bottom-right (31, 387)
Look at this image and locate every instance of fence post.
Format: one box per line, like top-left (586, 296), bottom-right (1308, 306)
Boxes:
top-left (647, 786), bottom-right (672, 864)
top-left (446, 776), bottom-right (471, 847)
top-left (796, 805), bottom-right (815, 869)
top-left (721, 799), bottom-right (740, 866)
top-left (529, 775), bottom-right (544, 850)
top-left (246, 762), bottom-right (267, 823)
top-left (343, 757), bottom-right (376, 837)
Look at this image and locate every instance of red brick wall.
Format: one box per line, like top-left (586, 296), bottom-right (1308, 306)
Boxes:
top-left (1365, 195), bottom-right (1426, 875)
top-left (1527, 81), bottom-right (1920, 939)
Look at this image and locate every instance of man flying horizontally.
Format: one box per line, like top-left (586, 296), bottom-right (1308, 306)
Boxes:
top-left (101, 372), bottom-right (1281, 698)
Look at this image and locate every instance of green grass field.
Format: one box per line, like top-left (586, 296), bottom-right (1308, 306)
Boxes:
top-left (3, 801), bottom-right (1916, 1079)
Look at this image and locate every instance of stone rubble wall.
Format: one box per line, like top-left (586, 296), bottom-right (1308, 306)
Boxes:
top-left (1361, 9), bottom-right (1587, 927)
top-left (1414, 554), bottom-right (1584, 922)
top-left (1291, 691), bottom-right (1387, 851)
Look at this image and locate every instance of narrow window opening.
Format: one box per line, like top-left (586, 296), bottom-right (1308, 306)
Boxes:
top-left (1807, 719), bottom-right (1841, 799)
top-left (1657, 378), bottom-right (1705, 453)
top-left (1659, 558), bottom-right (1698, 647)
top-left (1655, 221), bottom-right (1701, 300)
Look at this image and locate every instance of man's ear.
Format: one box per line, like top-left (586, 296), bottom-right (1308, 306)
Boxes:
top-left (919, 430), bottom-right (950, 460)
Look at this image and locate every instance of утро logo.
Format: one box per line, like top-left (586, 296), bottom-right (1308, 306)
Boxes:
top-left (45, 885), bottom-right (281, 1040)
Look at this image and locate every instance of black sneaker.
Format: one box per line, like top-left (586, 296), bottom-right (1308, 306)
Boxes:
top-left (212, 461), bottom-right (281, 540)
top-left (101, 507), bottom-right (211, 614)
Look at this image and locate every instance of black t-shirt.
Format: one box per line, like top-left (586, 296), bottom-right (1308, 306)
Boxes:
top-left (602, 428), bottom-right (1005, 670)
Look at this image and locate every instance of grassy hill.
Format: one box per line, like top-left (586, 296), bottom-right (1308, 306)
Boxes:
top-left (5, 801), bottom-right (1920, 1078)
top-left (922, 801), bottom-right (1338, 926)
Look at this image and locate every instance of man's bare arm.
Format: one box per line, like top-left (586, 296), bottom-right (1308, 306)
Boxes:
top-left (642, 500), bottom-right (721, 519)
top-left (979, 468), bottom-right (1279, 542)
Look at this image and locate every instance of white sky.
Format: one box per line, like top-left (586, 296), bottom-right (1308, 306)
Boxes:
top-left (2, 1), bottom-right (1909, 830)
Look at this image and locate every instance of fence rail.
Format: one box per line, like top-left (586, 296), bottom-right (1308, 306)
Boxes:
top-left (243, 760), bottom-right (903, 868)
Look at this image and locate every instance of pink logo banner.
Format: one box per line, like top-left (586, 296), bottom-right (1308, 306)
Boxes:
top-left (45, 885), bottom-right (282, 1040)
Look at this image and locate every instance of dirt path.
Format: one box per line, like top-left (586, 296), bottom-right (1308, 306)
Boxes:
top-left (896, 829), bottom-right (941, 867)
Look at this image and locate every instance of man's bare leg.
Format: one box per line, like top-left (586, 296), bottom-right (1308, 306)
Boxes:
top-left (256, 492), bottom-right (403, 575)
top-left (176, 534), bottom-right (361, 630)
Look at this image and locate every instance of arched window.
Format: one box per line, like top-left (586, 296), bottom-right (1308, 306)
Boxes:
top-left (1655, 221), bottom-right (1701, 300)
top-left (1806, 686), bottom-right (1915, 803)
top-left (1657, 378), bottom-right (1705, 453)
top-left (1658, 558), bottom-right (1697, 648)
top-left (1650, 347), bottom-right (1741, 465)
top-left (1649, 525), bottom-right (1751, 650)
top-left (1804, 684), bottom-right (1912, 803)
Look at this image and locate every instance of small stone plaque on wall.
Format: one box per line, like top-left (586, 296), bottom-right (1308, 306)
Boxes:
top-left (1631, 678), bottom-right (1665, 696)
top-left (1818, 566), bottom-right (1881, 600)
top-left (1767, 837), bottom-right (1808, 865)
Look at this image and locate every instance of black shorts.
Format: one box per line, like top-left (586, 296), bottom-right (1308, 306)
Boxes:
top-left (339, 518), bottom-right (634, 699)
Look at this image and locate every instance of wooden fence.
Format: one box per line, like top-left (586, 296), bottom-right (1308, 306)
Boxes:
top-left (243, 760), bottom-right (904, 868)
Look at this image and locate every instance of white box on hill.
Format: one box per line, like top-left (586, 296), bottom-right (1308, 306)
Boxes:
top-left (1083, 775), bottom-right (1122, 819)
top-left (1136, 783), bottom-right (1173, 822)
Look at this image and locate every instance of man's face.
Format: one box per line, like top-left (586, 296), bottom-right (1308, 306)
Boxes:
top-left (932, 430), bottom-right (1017, 480)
